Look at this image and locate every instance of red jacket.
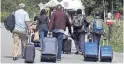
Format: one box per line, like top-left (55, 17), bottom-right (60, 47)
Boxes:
top-left (49, 9), bottom-right (72, 34)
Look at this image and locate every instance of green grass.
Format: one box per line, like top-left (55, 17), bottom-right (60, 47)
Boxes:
top-left (101, 21), bottom-right (123, 53)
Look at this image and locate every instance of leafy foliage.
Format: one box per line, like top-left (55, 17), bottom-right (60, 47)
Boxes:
top-left (81, 0), bottom-right (123, 16)
top-left (1, 0), bottom-right (49, 22)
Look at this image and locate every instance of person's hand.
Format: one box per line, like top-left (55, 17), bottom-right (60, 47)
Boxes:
top-left (48, 32), bottom-right (52, 35)
top-left (27, 26), bottom-right (32, 35)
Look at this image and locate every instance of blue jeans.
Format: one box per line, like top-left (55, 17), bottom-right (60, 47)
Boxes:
top-left (39, 30), bottom-right (48, 48)
top-left (53, 32), bottom-right (63, 59)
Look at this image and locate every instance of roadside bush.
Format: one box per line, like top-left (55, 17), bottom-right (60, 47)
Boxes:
top-left (1, 12), bottom-right (9, 22)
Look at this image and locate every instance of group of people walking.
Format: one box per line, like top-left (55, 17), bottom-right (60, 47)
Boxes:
top-left (6, 3), bottom-right (103, 61)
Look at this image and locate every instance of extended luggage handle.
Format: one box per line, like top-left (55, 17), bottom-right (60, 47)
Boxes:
top-left (27, 30), bottom-right (33, 44)
top-left (102, 29), bottom-right (109, 46)
top-left (102, 38), bottom-right (108, 46)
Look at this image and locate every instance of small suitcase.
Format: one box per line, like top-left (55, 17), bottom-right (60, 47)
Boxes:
top-left (100, 38), bottom-right (113, 62)
top-left (24, 35), bottom-right (35, 63)
top-left (62, 39), bottom-right (72, 54)
top-left (41, 34), bottom-right (58, 62)
top-left (84, 41), bottom-right (99, 61)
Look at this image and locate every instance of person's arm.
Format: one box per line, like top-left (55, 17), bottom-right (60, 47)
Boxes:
top-left (66, 14), bottom-right (72, 35)
top-left (84, 15), bottom-right (90, 27)
top-left (49, 12), bottom-right (55, 32)
top-left (25, 12), bottom-right (31, 32)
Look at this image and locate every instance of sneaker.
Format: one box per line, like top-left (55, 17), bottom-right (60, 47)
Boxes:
top-left (13, 57), bottom-right (18, 61)
top-left (57, 58), bottom-right (61, 61)
top-left (75, 51), bottom-right (79, 54)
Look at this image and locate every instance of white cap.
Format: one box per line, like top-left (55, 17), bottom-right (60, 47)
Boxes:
top-left (19, 3), bottom-right (25, 8)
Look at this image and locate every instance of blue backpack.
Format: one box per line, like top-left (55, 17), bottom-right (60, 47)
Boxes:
top-left (93, 19), bottom-right (104, 34)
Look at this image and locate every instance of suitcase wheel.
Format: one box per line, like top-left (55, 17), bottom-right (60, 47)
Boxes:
top-left (100, 58), bottom-right (112, 62)
top-left (84, 57), bottom-right (98, 62)
top-left (25, 61), bottom-right (34, 63)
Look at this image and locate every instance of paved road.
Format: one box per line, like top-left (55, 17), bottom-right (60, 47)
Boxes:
top-left (1, 24), bottom-right (123, 63)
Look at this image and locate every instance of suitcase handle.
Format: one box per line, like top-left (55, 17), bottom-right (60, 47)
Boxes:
top-left (47, 32), bottom-right (53, 37)
top-left (102, 38), bottom-right (108, 46)
top-left (27, 30), bottom-right (33, 44)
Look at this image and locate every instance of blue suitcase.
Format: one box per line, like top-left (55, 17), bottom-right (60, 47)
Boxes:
top-left (84, 41), bottom-right (99, 61)
top-left (100, 39), bottom-right (113, 62)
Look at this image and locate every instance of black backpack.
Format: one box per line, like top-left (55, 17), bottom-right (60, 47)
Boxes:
top-left (4, 12), bottom-right (15, 32)
top-left (72, 14), bottom-right (84, 28)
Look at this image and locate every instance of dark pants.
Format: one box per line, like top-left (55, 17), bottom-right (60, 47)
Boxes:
top-left (73, 32), bottom-right (86, 53)
top-left (93, 33), bottom-right (101, 48)
top-left (53, 32), bottom-right (63, 59)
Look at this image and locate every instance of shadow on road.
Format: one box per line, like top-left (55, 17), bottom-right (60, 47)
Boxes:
top-left (3, 55), bottom-right (22, 59)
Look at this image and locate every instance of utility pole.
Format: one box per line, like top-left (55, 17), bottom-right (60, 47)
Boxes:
top-left (103, 0), bottom-right (105, 22)
top-left (112, 0), bottom-right (114, 20)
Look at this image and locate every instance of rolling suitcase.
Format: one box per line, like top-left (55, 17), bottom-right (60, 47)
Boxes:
top-left (24, 35), bottom-right (35, 63)
top-left (84, 40), bottom-right (99, 61)
top-left (100, 38), bottom-right (113, 62)
top-left (41, 34), bottom-right (58, 62)
top-left (62, 39), bottom-right (72, 54)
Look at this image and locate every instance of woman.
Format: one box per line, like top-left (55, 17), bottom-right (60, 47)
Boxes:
top-left (36, 9), bottom-right (49, 50)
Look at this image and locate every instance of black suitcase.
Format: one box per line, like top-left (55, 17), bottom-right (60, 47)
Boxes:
top-left (41, 54), bottom-right (56, 62)
top-left (100, 38), bottom-right (113, 62)
top-left (62, 39), bottom-right (72, 54)
top-left (24, 35), bottom-right (35, 63)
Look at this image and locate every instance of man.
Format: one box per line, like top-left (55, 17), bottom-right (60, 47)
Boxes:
top-left (93, 11), bottom-right (104, 48)
top-left (12, 3), bottom-right (31, 60)
top-left (72, 9), bottom-right (89, 55)
top-left (49, 4), bottom-right (72, 61)
top-left (107, 11), bottom-right (112, 19)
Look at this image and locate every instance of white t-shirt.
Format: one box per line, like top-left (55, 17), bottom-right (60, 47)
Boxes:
top-left (107, 12), bottom-right (112, 19)
top-left (14, 9), bottom-right (30, 32)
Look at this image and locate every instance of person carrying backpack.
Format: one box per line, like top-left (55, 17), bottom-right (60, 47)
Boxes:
top-left (72, 9), bottom-right (89, 55)
top-left (93, 11), bottom-right (104, 47)
top-left (8, 3), bottom-right (31, 61)
top-left (49, 4), bottom-right (72, 61)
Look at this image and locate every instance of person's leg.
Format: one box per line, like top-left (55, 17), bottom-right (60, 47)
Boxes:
top-left (96, 34), bottom-right (101, 47)
top-left (20, 32), bottom-right (28, 59)
top-left (39, 30), bottom-right (44, 50)
top-left (57, 33), bottom-right (63, 60)
top-left (13, 32), bottom-right (20, 60)
top-left (73, 32), bottom-right (80, 53)
top-left (44, 30), bottom-right (48, 37)
top-left (79, 32), bottom-right (85, 54)
top-left (93, 33), bottom-right (101, 50)
top-left (74, 40), bottom-right (80, 54)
